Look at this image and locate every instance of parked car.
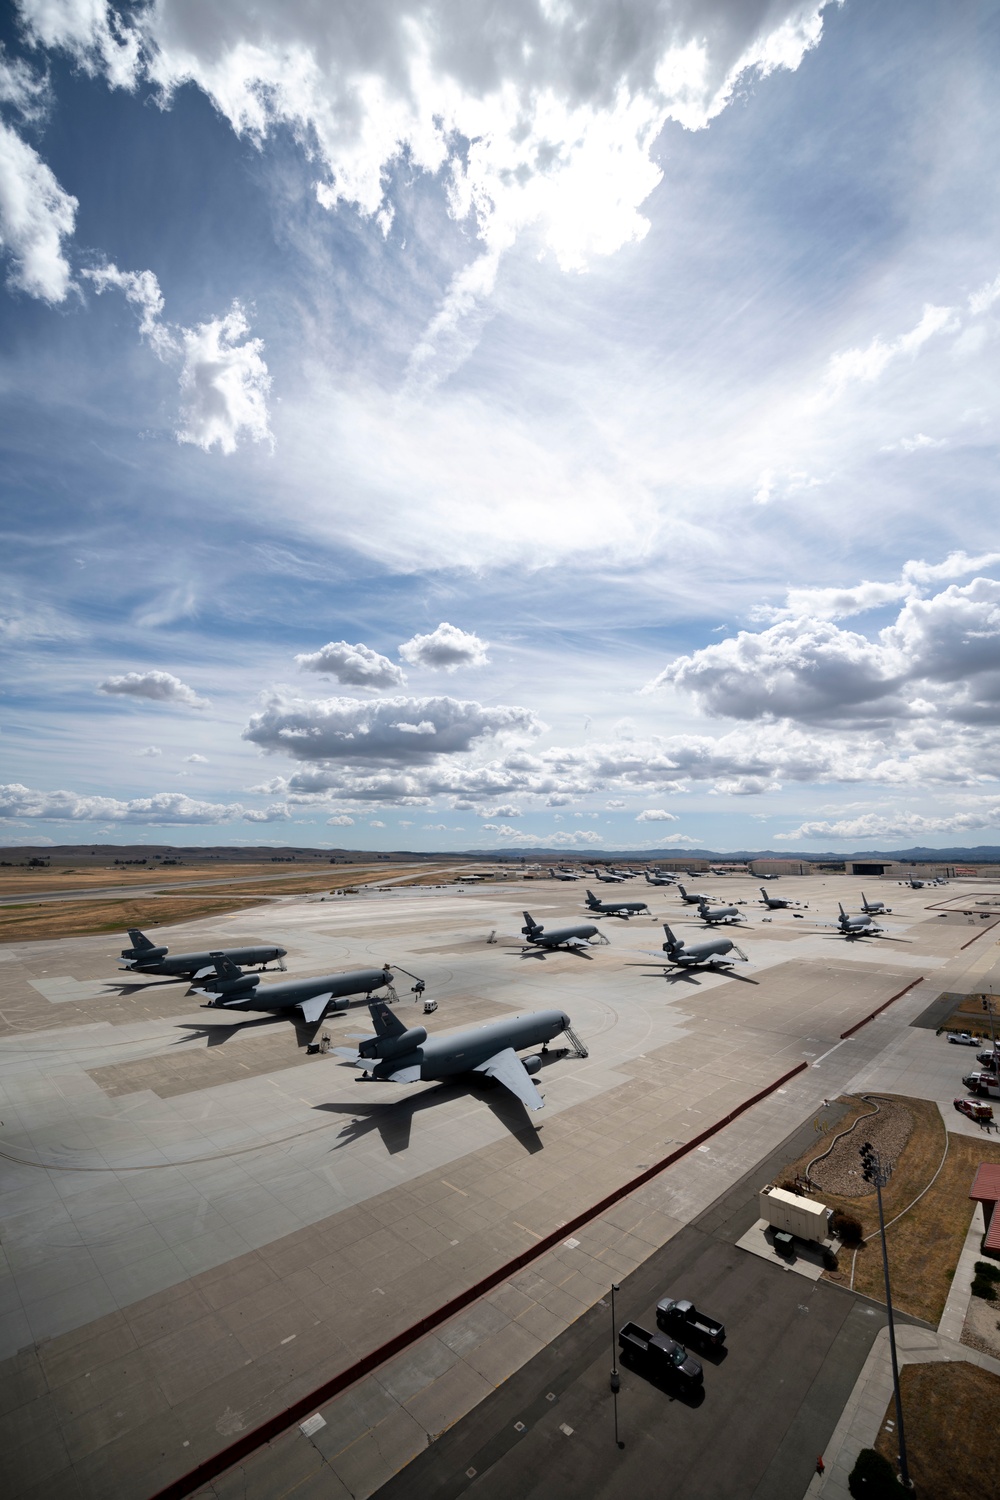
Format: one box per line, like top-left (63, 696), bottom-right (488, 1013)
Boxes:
top-left (977, 1050), bottom-right (1000, 1068)
top-left (656, 1297), bottom-right (726, 1349)
top-left (954, 1097), bottom-right (994, 1122)
top-left (948, 1032), bottom-right (980, 1045)
top-left (618, 1322), bottom-right (703, 1388)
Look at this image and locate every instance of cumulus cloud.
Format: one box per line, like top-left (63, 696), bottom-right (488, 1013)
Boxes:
top-left (778, 807), bottom-right (1000, 843)
top-left (296, 640), bottom-right (405, 688)
top-left (635, 808), bottom-right (679, 822)
top-left (648, 577), bottom-right (1000, 731)
top-left (243, 692), bottom-right (540, 763)
top-left (480, 822), bottom-right (534, 840)
top-left (0, 784), bottom-right (246, 824)
top-left (756, 552), bottom-right (1000, 624)
top-left (399, 623), bottom-right (490, 672)
top-left (85, 264), bottom-right (271, 452)
top-left (135, 745), bottom-right (162, 757)
top-left (327, 813), bottom-right (355, 825)
top-left (98, 670), bottom-right (209, 707)
top-left (475, 803), bottom-right (521, 818)
top-left (184, 753), bottom-right (208, 763)
top-left (27, 0), bottom-right (833, 367)
top-left (0, 117), bottom-right (77, 301)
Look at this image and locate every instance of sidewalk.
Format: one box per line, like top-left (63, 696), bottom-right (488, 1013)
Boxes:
top-left (805, 1203), bottom-right (998, 1498)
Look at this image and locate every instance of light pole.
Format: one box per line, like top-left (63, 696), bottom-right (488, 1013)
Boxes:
top-left (859, 1142), bottom-right (913, 1492)
top-left (609, 1282), bottom-right (624, 1449)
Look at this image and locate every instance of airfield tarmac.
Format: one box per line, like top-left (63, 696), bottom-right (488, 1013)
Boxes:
top-left (2, 873), bottom-right (999, 1499)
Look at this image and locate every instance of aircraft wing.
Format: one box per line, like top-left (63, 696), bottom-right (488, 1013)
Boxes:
top-left (473, 1047), bottom-right (544, 1111)
top-left (298, 993), bottom-right (333, 1024)
top-left (192, 964), bottom-right (220, 980)
top-left (382, 1064), bottom-right (422, 1083)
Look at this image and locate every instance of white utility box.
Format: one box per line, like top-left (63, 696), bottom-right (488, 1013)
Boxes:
top-left (759, 1185), bottom-right (831, 1244)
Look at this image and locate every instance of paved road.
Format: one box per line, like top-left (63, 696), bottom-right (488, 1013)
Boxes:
top-left (0, 864), bottom-right (455, 907)
top-left (373, 1111), bottom-right (920, 1500)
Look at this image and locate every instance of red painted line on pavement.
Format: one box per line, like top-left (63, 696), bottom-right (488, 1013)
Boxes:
top-left (151, 1057), bottom-right (808, 1500)
top-left (839, 977), bottom-right (925, 1039)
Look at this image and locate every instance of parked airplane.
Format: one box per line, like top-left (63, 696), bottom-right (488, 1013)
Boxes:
top-left (521, 913), bottom-right (603, 951)
top-left (335, 1001), bottom-right (587, 1110)
top-left (903, 877), bottom-right (927, 889)
top-left (645, 871), bottom-right (677, 886)
top-left (195, 956), bottom-right (398, 1025)
top-left (837, 903), bottom-right (883, 937)
top-left (861, 891), bottom-right (892, 914)
top-left (585, 890), bottom-right (650, 919)
top-left (593, 869), bottom-right (627, 883)
top-left (119, 929), bottom-right (286, 980)
top-left (696, 900), bottom-right (746, 926)
top-left (646, 923), bottom-right (749, 970)
top-left (676, 884), bottom-right (714, 905)
top-left (548, 867), bottom-right (581, 881)
top-left (758, 887), bottom-right (807, 910)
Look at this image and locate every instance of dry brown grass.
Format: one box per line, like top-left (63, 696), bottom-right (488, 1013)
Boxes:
top-left (874, 1361), bottom-right (1000, 1498)
top-left (778, 1094), bottom-right (1000, 1323)
top-left (0, 860), bottom-right (428, 897)
top-left (0, 896), bottom-right (268, 942)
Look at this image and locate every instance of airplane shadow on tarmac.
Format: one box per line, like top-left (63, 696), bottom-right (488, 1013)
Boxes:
top-left (172, 1015), bottom-right (318, 1049)
top-left (314, 1074), bottom-right (547, 1155)
top-left (513, 946), bottom-right (594, 961)
top-left (625, 966), bottom-right (760, 987)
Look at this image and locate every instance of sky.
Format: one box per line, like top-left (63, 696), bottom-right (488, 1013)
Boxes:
top-left (2, 0), bottom-right (1000, 855)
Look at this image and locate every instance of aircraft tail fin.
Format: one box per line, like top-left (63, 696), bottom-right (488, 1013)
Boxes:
top-left (677, 885), bottom-right (687, 897)
top-left (838, 903), bottom-right (847, 917)
top-left (662, 923), bottom-right (682, 953)
top-left (368, 998), bottom-right (407, 1040)
top-left (522, 911), bottom-right (541, 933)
top-left (126, 929), bottom-right (156, 951)
top-left (209, 952), bottom-right (243, 980)
top-left (585, 890), bottom-right (597, 903)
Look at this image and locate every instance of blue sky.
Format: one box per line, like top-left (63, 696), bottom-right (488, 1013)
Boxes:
top-left (2, 0), bottom-right (1000, 854)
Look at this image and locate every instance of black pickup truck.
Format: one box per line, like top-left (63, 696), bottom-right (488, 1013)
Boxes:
top-left (656, 1297), bottom-right (726, 1349)
top-left (618, 1322), bottom-right (704, 1387)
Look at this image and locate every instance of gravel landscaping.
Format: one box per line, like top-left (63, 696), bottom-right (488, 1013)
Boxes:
top-left (807, 1096), bottom-right (914, 1198)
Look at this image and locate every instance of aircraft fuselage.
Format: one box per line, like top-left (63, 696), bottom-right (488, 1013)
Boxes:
top-left (368, 1009), bottom-right (571, 1083)
top-left (121, 943), bottom-right (286, 978)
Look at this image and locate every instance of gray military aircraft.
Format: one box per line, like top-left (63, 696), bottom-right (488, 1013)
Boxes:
top-left (548, 867), bottom-right (581, 881)
top-left (861, 891), bottom-right (892, 914)
top-left (696, 899), bottom-right (746, 926)
top-left (676, 883), bottom-right (715, 905)
top-left (521, 912), bottom-right (605, 952)
top-left (903, 876), bottom-right (927, 889)
top-left (837, 903), bottom-right (883, 937)
top-left (644, 922), bottom-right (749, 970)
top-left (645, 870), bottom-right (677, 886)
top-left (585, 889), bottom-right (650, 919)
top-left (335, 1001), bottom-right (586, 1110)
top-left (758, 887), bottom-right (807, 910)
top-left (119, 929), bottom-right (286, 980)
top-left (194, 956), bottom-right (398, 1025)
top-left (593, 869), bottom-right (627, 883)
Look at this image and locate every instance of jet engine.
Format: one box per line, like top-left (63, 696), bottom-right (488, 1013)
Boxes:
top-left (121, 943), bottom-right (168, 963)
top-left (203, 971), bottom-right (261, 1001)
top-left (522, 1054), bottom-right (543, 1075)
top-left (359, 1025), bottom-right (427, 1061)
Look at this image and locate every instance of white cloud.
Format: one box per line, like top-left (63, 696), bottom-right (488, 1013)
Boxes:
top-left (98, 670), bottom-right (209, 708)
top-left (399, 622), bottom-right (490, 672)
top-left (475, 803), bottom-right (522, 818)
top-left (635, 808), bottom-right (679, 822)
top-left (0, 784), bottom-right (245, 824)
top-left (296, 640), bottom-right (405, 688)
top-left (480, 822), bottom-right (534, 840)
top-left (85, 264), bottom-right (271, 453)
top-left (882, 433), bottom-right (947, 454)
top-left (778, 806), bottom-right (1000, 843)
top-left (757, 552), bottom-right (1000, 623)
top-left (326, 813), bottom-right (355, 825)
top-left (422, 822), bottom-right (448, 830)
top-left (0, 118), bottom-right (77, 302)
top-left (243, 803), bottom-right (291, 821)
top-left (243, 692), bottom-right (540, 763)
top-left (0, 47), bottom-right (49, 120)
top-left (184, 753), bottom-right (209, 763)
top-left (820, 303), bottom-right (957, 403)
top-left (176, 302), bottom-right (272, 454)
top-left (28, 0), bottom-right (832, 371)
top-left (969, 270), bottom-right (1000, 316)
top-left (369, 819), bottom-right (385, 827)
top-left (135, 745), bottom-right (162, 757)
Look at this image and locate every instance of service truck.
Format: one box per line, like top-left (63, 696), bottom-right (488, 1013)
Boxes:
top-left (759, 1185), bottom-right (832, 1245)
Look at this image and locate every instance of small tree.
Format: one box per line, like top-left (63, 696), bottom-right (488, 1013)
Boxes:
top-left (831, 1209), bottom-right (865, 1246)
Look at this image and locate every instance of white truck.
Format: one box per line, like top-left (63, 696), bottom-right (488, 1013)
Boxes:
top-left (759, 1185), bottom-right (832, 1245)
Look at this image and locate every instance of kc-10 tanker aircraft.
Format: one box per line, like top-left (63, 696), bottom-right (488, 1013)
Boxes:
top-left (836, 903), bottom-right (883, 937)
top-left (642, 923), bottom-right (749, 971)
top-left (696, 900), bottom-right (746, 926)
top-left (195, 956), bottom-right (398, 1025)
top-left (335, 1001), bottom-right (587, 1111)
top-left (758, 887), bottom-right (807, 910)
top-left (120, 928), bottom-right (286, 980)
top-left (676, 884), bottom-right (716, 905)
top-left (548, 867), bottom-right (581, 881)
top-left (585, 889), bottom-right (650, 919)
top-left (645, 871), bottom-right (677, 886)
top-left (520, 912), bottom-right (605, 951)
top-left (861, 891), bottom-right (892, 914)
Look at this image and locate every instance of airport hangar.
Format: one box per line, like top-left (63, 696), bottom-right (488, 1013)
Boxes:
top-left (1, 870), bottom-right (998, 1499)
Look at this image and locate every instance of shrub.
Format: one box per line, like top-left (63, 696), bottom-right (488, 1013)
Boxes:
top-left (974, 1259), bottom-right (1000, 1282)
top-left (848, 1447), bottom-right (906, 1496)
top-left (971, 1275), bottom-right (998, 1302)
top-left (831, 1209), bottom-right (865, 1246)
